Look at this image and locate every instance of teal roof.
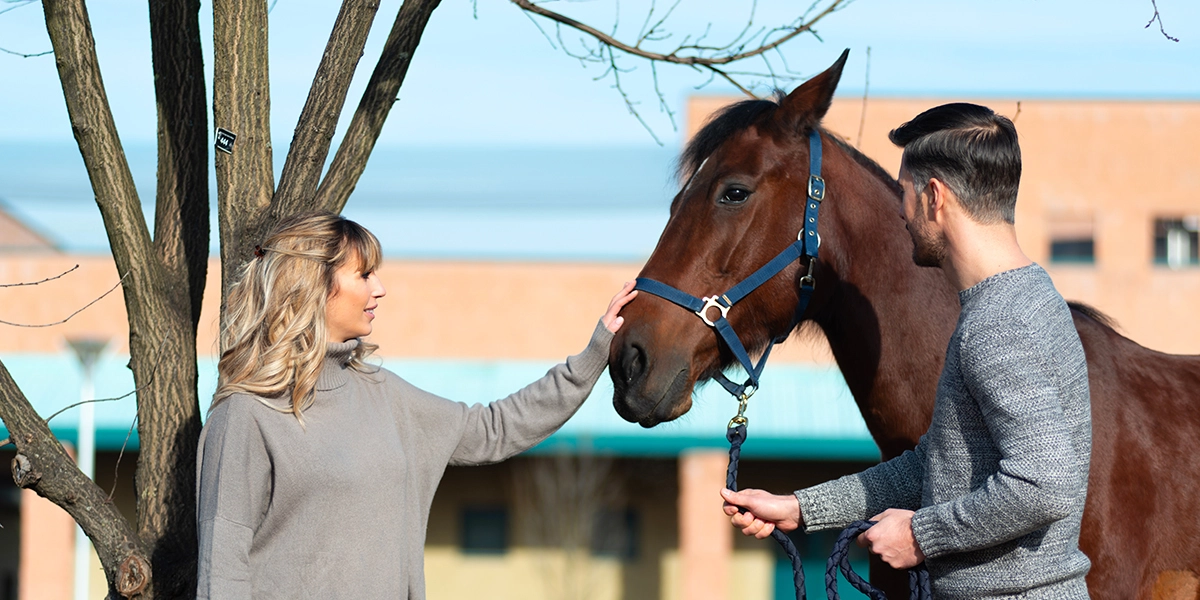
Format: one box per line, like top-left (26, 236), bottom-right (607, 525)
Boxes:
top-left (0, 353), bottom-right (878, 460)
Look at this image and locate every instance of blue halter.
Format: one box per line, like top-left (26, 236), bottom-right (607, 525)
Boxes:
top-left (634, 128), bottom-right (825, 403)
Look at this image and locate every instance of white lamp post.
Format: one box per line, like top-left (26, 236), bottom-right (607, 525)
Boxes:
top-left (67, 337), bottom-right (108, 600)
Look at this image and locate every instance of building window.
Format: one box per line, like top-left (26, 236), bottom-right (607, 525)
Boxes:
top-left (1048, 215), bottom-right (1095, 265)
top-left (1154, 217), bottom-right (1200, 268)
top-left (591, 508), bottom-right (639, 559)
top-left (461, 507), bottom-right (508, 554)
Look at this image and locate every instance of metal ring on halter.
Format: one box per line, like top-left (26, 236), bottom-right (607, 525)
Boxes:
top-left (695, 295), bottom-right (731, 327)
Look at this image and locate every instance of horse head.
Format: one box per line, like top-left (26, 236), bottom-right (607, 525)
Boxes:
top-left (610, 49), bottom-right (873, 427)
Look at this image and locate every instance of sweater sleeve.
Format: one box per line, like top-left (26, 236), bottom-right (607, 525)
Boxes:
top-left (196, 397), bottom-right (273, 600)
top-left (403, 320), bottom-right (613, 467)
top-left (911, 314), bottom-right (1080, 559)
top-left (795, 441), bottom-right (926, 533)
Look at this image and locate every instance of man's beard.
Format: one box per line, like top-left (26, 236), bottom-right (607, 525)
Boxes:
top-left (909, 217), bottom-right (946, 268)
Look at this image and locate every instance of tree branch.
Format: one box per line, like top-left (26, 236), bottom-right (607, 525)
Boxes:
top-left (0, 264), bottom-right (79, 287)
top-left (1145, 0), bottom-right (1179, 42)
top-left (0, 45), bottom-right (53, 57)
top-left (149, 0), bottom-right (210, 330)
top-left (272, 0), bottom-right (381, 218)
top-left (511, 0), bottom-right (848, 67)
top-left (0, 359), bottom-right (151, 598)
top-left (0, 271), bottom-right (128, 327)
top-left (313, 0), bottom-right (443, 214)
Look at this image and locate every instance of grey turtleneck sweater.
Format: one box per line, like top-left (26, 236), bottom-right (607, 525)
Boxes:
top-left (796, 264), bottom-right (1092, 599)
top-left (196, 321), bottom-right (613, 600)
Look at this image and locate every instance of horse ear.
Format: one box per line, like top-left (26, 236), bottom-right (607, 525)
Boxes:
top-left (778, 48), bottom-right (850, 132)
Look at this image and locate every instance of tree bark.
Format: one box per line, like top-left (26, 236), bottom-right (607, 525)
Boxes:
top-left (213, 0), bottom-right (275, 315)
top-left (146, 0), bottom-right (209, 596)
top-left (314, 0), bottom-right (442, 213)
top-left (43, 0), bottom-right (204, 596)
top-left (272, 0), bottom-right (382, 217)
top-left (150, 0), bottom-right (210, 328)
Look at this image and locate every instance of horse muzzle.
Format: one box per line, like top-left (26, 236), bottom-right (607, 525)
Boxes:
top-left (609, 326), bottom-right (697, 427)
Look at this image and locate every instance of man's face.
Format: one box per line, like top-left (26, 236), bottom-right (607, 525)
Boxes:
top-left (899, 165), bottom-right (946, 268)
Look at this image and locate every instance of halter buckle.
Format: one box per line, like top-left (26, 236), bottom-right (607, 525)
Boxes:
top-left (808, 174), bottom-right (826, 201)
top-left (696, 295), bottom-right (731, 327)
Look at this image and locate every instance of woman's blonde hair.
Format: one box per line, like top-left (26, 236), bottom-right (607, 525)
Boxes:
top-left (213, 211), bottom-right (383, 422)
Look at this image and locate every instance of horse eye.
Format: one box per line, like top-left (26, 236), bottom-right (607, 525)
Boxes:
top-left (721, 187), bottom-right (751, 205)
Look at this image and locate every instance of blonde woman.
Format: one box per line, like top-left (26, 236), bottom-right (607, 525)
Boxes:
top-left (196, 212), bottom-right (636, 599)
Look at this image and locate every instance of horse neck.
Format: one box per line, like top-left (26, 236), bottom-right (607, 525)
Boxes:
top-left (810, 156), bottom-right (960, 458)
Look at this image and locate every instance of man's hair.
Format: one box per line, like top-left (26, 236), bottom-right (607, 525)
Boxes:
top-left (889, 103), bottom-right (1021, 224)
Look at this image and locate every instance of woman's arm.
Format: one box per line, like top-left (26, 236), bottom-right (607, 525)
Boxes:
top-left (196, 397), bottom-right (272, 599)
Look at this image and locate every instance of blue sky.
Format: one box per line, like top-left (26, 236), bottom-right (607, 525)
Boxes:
top-left (1, 0), bottom-right (1197, 148)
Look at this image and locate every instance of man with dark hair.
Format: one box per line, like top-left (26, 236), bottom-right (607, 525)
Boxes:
top-left (721, 103), bottom-right (1092, 599)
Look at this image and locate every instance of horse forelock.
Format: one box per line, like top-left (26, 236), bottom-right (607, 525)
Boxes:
top-left (677, 94), bottom-right (785, 182)
top-left (678, 93), bottom-right (902, 203)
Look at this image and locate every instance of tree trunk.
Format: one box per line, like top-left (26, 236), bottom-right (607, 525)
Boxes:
top-left (145, 0), bottom-right (210, 596)
top-left (42, 0), bottom-right (205, 596)
top-left (213, 0), bottom-right (275, 317)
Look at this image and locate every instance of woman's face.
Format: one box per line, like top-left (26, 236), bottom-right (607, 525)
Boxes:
top-left (326, 255), bottom-right (386, 343)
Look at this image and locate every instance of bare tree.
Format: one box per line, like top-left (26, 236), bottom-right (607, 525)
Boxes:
top-left (0, 1), bottom-right (844, 597)
top-left (512, 451), bottom-right (620, 600)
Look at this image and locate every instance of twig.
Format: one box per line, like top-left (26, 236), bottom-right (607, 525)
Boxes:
top-left (1013, 101), bottom-right (1022, 123)
top-left (856, 46), bottom-right (871, 148)
top-left (0, 271), bottom-right (129, 327)
top-left (1145, 0), bottom-right (1180, 42)
top-left (43, 333), bottom-right (170, 424)
top-left (0, 46), bottom-right (53, 58)
top-left (0, 0), bottom-right (37, 17)
top-left (109, 414), bottom-right (138, 501)
top-left (1, 331), bottom-right (168, 453)
top-left (706, 65), bottom-right (756, 98)
top-left (0, 264), bottom-right (80, 287)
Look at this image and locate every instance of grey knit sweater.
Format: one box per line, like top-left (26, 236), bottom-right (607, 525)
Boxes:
top-left (796, 264), bottom-right (1092, 599)
top-left (196, 321), bottom-right (613, 600)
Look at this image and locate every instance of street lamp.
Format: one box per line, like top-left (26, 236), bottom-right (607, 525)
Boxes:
top-left (66, 336), bottom-right (108, 600)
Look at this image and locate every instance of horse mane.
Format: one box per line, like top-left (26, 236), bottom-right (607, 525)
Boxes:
top-left (1068, 300), bottom-right (1119, 330)
top-left (823, 131), bottom-right (904, 197)
top-left (678, 92), bottom-right (904, 199)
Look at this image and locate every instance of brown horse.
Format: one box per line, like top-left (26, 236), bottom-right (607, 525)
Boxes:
top-left (608, 51), bottom-right (1200, 600)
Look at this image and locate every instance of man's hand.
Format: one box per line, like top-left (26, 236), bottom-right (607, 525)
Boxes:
top-left (720, 488), bottom-right (802, 539)
top-left (856, 509), bottom-right (926, 569)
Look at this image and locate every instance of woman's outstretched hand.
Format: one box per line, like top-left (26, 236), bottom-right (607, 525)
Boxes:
top-left (602, 281), bottom-right (638, 333)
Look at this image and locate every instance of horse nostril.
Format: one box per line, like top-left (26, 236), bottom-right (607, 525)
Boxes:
top-left (621, 342), bottom-right (647, 384)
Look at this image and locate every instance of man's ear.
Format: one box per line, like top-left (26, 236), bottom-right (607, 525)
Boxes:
top-left (925, 177), bottom-right (951, 222)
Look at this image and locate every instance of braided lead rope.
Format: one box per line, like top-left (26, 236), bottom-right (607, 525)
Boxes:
top-left (726, 424), bottom-right (807, 600)
top-left (825, 520), bottom-right (932, 600)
